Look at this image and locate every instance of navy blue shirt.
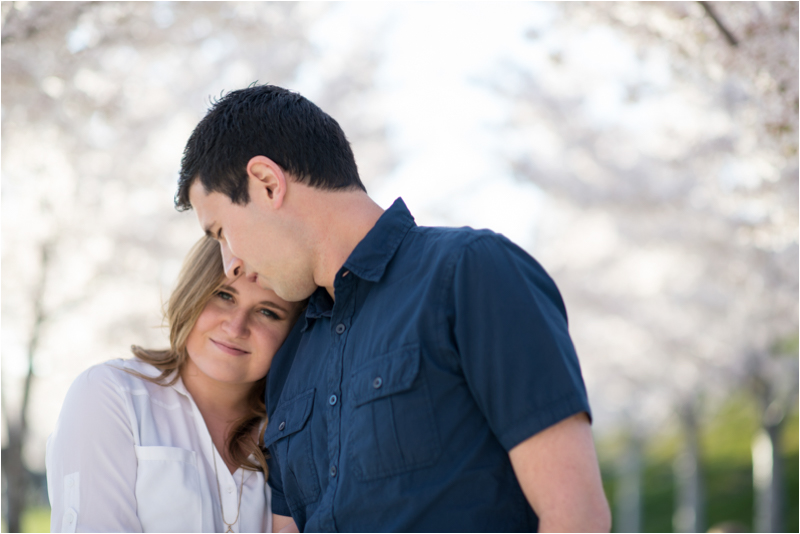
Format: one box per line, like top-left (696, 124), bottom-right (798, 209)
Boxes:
top-left (265, 198), bottom-right (590, 532)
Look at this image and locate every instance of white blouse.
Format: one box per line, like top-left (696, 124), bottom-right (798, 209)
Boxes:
top-left (46, 359), bottom-right (272, 533)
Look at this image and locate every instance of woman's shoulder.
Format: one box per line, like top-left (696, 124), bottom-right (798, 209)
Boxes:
top-left (62, 359), bottom-right (186, 421)
top-left (70, 358), bottom-right (170, 392)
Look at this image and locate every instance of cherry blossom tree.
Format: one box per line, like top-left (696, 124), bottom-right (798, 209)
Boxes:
top-left (497, 2), bottom-right (797, 531)
top-left (1, 3), bottom-right (391, 530)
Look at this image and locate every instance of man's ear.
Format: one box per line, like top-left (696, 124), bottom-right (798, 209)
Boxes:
top-left (247, 156), bottom-right (287, 210)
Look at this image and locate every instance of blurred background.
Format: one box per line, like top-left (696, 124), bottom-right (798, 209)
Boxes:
top-left (1, 2), bottom-right (797, 532)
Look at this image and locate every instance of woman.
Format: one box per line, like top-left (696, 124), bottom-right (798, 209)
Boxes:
top-left (46, 236), bottom-right (303, 532)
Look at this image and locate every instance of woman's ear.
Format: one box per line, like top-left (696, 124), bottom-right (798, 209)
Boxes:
top-left (247, 155), bottom-right (286, 209)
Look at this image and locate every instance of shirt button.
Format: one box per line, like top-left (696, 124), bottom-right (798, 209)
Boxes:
top-left (330, 465), bottom-right (337, 477)
top-left (373, 377), bottom-right (383, 389)
top-left (335, 323), bottom-right (346, 334)
top-left (278, 421), bottom-right (286, 431)
top-left (227, 486), bottom-right (234, 494)
top-left (328, 394), bottom-right (337, 406)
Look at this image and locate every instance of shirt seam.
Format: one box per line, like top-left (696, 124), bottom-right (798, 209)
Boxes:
top-left (436, 231), bottom-right (505, 364)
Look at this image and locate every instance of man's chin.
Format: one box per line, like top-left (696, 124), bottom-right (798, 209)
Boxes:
top-left (266, 279), bottom-right (318, 303)
top-left (255, 275), bottom-right (274, 291)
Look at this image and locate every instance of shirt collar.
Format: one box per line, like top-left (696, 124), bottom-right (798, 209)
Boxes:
top-left (168, 370), bottom-right (190, 397)
top-left (305, 287), bottom-right (334, 320)
top-left (343, 197), bottom-right (415, 282)
top-left (302, 197), bottom-right (415, 329)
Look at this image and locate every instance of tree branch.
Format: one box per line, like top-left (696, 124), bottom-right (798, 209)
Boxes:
top-left (698, 1), bottom-right (738, 47)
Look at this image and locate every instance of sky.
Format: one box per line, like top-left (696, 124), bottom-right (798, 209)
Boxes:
top-left (289, 2), bottom-right (685, 252)
top-left (293, 2), bottom-right (556, 249)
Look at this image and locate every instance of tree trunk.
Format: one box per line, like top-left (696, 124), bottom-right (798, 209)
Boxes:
top-left (1, 424), bottom-right (27, 533)
top-left (614, 432), bottom-right (643, 533)
top-left (673, 405), bottom-right (704, 533)
top-left (752, 421), bottom-right (784, 532)
top-left (2, 242), bottom-right (49, 532)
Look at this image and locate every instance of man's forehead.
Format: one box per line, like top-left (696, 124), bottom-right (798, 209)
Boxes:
top-left (189, 181), bottom-right (229, 216)
top-left (188, 179), bottom-right (209, 205)
top-left (187, 181), bottom-right (215, 230)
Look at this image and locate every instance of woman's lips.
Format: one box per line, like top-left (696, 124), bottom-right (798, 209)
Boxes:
top-left (211, 339), bottom-right (249, 356)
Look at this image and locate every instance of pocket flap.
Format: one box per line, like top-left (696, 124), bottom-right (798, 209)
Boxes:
top-left (351, 346), bottom-right (420, 407)
top-left (264, 388), bottom-right (315, 448)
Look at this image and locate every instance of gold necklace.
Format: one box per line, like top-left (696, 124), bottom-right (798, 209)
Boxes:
top-left (212, 449), bottom-right (244, 533)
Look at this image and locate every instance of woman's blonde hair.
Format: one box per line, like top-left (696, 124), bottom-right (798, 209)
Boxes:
top-left (131, 235), bottom-right (268, 475)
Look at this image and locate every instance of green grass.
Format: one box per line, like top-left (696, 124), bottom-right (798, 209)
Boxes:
top-left (6, 397), bottom-right (799, 533)
top-left (598, 394), bottom-right (799, 532)
top-left (640, 459), bottom-right (675, 532)
top-left (1, 506), bottom-right (51, 533)
top-left (21, 507), bottom-right (50, 533)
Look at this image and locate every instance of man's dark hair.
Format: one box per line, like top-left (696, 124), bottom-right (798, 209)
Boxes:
top-left (175, 84), bottom-right (364, 211)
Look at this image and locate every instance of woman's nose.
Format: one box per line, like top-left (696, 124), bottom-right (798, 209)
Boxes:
top-left (222, 309), bottom-right (249, 338)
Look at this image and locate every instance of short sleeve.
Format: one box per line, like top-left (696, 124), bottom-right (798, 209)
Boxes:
top-left (46, 364), bottom-right (143, 532)
top-left (451, 234), bottom-right (591, 451)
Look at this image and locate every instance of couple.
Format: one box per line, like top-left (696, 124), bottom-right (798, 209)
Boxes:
top-left (47, 85), bottom-right (610, 532)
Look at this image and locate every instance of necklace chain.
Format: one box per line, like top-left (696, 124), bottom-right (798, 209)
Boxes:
top-left (213, 449), bottom-right (244, 533)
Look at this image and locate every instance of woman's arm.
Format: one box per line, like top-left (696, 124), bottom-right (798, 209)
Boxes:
top-left (46, 364), bottom-right (143, 532)
top-left (273, 513), bottom-right (299, 533)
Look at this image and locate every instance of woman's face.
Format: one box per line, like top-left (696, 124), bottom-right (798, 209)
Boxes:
top-left (184, 275), bottom-right (300, 387)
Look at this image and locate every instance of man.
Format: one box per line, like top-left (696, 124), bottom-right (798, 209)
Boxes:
top-left (176, 85), bottom-right (611, 532)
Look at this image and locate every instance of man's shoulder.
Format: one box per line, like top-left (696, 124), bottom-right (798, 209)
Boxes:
top-left (402, 224), bottom-right (532, 272)
top-left (410, 223), bottom-right (499, 244)
top-left (406, 224), bottom-right (514, 258)
top-left (404, 223), bottom-right (562, 312)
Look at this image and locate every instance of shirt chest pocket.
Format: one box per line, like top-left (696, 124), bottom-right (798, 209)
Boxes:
top-left (264, 389), bottom-right (321, 509)
top-left (346, 346), bottom-right (442, 481)
top-left (134, 446), bottom-right (202, 533)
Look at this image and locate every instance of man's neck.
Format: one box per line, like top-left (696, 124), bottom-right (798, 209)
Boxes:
top-left (296, 187), bottom-right (384, 300)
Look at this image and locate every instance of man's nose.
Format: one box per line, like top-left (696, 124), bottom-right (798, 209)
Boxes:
top-left (220, 241), bottom-right (243, 279)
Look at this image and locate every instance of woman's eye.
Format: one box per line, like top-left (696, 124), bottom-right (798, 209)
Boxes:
top-left (259, 308), bottom-right (278, 319)
top-left (215, 290), bottom-right (234, 301)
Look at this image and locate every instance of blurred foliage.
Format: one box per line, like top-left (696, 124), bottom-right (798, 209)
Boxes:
top-left (2, 2), bottom-right (796, 530)
top-left (20, 507), bottom-right (49, 533)
top-left (598, 393), bottom-right (799, 532)
top-left (1, 505), bottom-right (50, 533)
top-left (1, 2), bottom-right (389, 530)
